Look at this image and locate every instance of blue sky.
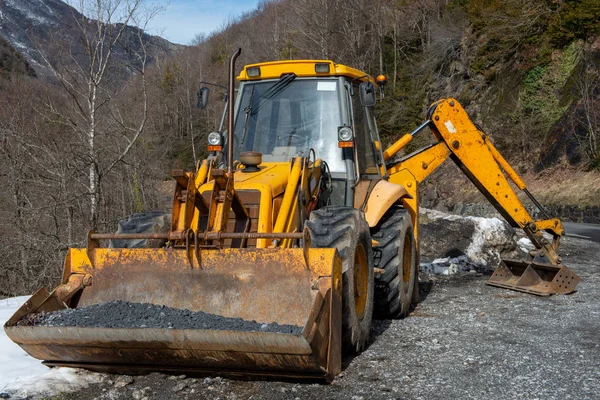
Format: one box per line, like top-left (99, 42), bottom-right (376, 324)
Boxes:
top-left (146, 0), bottom-right (261, 45)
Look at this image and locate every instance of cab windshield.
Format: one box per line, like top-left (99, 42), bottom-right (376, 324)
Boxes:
top-left (232, 78), bottom-right (345, 172)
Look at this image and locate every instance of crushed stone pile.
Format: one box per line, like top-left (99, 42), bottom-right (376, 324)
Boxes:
top-left (420, 255), bottom-right (481, 275)
top-left (17, 301), bottom-right (303, 334)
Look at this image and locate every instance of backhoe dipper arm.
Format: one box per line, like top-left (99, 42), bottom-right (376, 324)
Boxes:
top-left (387, 98), bottom-right (563, 265)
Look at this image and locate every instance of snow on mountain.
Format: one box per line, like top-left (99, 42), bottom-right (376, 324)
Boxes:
top-left (4, 0), bottom-right (54, 25)
top-left (0, 0), bottom-right (178, 79)
top-left (0, 0), bottom-right (73, 72)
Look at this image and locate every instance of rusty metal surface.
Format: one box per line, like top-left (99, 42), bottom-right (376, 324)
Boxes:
top-left (54, 274), bottom-right (87, 304)
top-left (196, 232), bottom-right (303, 240)
top-left (4, 276), bottom-right (340, 381)
top-left (90, 232), bottom-right (304, 241)
top-left (41, 362), bottom-right (332, 382)
top-left (73, 249), bottom-right (317, 326)
top-left (4, 246), bottom-right (343, 381)
top-left (6, 325), bottom-right (325, 376)
top-left (487, 258), bottom-right (580, 296)
top-left (5, 288), bottom-right (51, 326)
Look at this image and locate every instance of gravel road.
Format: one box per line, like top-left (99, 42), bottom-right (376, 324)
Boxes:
top-left (39, 235), bottom-right (600, 400)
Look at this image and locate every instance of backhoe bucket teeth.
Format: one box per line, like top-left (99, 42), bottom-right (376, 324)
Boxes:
top-left (4, 247), bottom-right (343, 381)
top-left (487, 258), bottom-right (580, 296)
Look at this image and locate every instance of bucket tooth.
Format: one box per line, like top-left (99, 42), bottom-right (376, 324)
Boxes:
top-left (514, 265), bottom-right (543, 288)
top-left (488, 261), bottom-right (519, 287)
top-left (487, 258), bottom-right (580, 296)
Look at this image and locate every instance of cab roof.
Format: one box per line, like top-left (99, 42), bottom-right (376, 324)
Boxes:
top-left (237, 60), bottom-right (376, 85)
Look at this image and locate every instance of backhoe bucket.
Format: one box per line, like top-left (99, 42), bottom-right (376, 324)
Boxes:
top-left (487, 258), bottom-right (580, 296)
top-left (4, 247), bottom-right (343, 381)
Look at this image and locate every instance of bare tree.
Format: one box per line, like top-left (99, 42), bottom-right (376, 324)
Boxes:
top-left (37, 0), bottom-right (166, 228)
top-left (571, 53), bottom-right (600, 168)
top-left (0, 75), bottom-right (77, 295)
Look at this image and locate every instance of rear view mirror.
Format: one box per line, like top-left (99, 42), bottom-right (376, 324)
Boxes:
top-left (197, 87), bottom-right (209, 109)
top-left (359, 81), bottom-right (376, 107)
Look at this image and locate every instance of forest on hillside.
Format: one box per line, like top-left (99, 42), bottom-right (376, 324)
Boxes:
top-left (0, 0), bottom-right (599, 295)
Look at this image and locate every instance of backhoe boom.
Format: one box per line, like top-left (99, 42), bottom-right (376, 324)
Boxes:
top-left (386, 98), bottom-right (579, 295)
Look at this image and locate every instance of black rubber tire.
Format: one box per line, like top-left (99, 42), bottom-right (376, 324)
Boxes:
top-left (109, 212), bottom-right (171, 248)
top-left (371, 206), bottom-right (417, 319)
top-left (306, 205), bottom-right (374, 353)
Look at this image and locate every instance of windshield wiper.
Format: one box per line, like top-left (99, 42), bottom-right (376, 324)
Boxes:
top-left (251, 73), bottom-right (296, 116)
top-left (240, 84), bottom-right (255, 147)
top-left (239, 74), bottom-right (296, 148)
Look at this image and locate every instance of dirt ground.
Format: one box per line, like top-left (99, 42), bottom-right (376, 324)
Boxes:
top-left (43, 235), bottom-right (600, 400)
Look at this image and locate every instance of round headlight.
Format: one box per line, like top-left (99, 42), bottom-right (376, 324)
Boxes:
top-left (338, 126), bottom-right (353, 141)
top-left (207, 132), bottom-right (222, 146)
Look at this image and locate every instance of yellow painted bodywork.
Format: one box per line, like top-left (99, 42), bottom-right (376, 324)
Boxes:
top-left (191, 158), bottom-right (316, 249)
top-left (9, 59), bottom-right (579, 383)
top-left (66, 247), bottom-right (338, 287)
top-left (19, 60), bottom-right (580, 382)
top-left (389, 99), bottom-right (551, 230)
top-left (388, 142), bottom-right (451, 183)
top-left (273, 158), bottom-right (303, 234)
top-left (385, 169), bottom-right (420, 248)
top-left (383, 133), bottom-right (413, 161)
top-left (534, 218), bottom-right (565, 235)
top-left (387, 98), bottom-right (566, 264)
top-left (238, 60), bottom-right (376, 85)
top-left (427, 99), bottom-right (534, 229)
top-left (197, 162), bottom-right (292, 248)
top-left (363, 180), bottom-right (412, 227)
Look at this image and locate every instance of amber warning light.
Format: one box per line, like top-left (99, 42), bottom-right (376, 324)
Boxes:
top-left (376, 75), bottom-right (387, 86)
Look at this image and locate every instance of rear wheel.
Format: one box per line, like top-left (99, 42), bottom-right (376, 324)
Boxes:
top-left (372, 206), bottom-right (417, 318)
top-left (306, 206), bottom-right (374, 353)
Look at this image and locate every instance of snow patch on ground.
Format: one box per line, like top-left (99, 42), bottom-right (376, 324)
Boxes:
top-left (518, 237), bottom-right (535, 253)
top-left (465, 215), bottom-right (512, 265)
top-left (420, 209), bottom-right (518, 275)
top-left (0, 297), bottom-right (103, 398)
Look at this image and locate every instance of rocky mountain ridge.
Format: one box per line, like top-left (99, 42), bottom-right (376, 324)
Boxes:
top-left (0, 0), bottom-right (179, 78)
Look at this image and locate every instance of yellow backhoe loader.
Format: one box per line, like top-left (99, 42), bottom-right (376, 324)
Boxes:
top-left (5, 49), bottom-right (579, 382)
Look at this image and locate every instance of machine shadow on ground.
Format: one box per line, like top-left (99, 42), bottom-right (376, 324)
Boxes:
top-left (342, 274), bottom-right (436, 369)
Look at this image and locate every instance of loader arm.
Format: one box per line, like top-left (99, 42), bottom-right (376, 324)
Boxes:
top-left (386, 98), bottom-right (579, 295)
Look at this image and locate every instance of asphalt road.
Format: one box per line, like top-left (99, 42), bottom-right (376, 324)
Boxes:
top-left (563, 222), bottom-right (600, 243)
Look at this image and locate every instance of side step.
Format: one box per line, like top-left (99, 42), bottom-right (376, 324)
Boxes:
top-left (487, 259), bottom-right (580, 296)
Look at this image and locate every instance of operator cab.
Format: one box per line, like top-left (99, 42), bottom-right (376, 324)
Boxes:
top-left (231, 60), bottom-right (386, 206)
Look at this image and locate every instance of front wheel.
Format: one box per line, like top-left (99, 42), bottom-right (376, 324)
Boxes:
top-left (371, 206), bottom-right (417, 319)
top-left (306, 206), bottom-right (374, 353)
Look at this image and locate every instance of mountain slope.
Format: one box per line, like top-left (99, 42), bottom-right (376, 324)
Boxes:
top-left (0, 34), bottom-right (35, 77)
top-left (0, 0), bottom-right (179, 79)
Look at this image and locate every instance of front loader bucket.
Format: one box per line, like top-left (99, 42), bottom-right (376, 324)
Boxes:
top-left (487, 258), bottom-right (580, 296)
top-left (4, 247), bottom-right (343, 381)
